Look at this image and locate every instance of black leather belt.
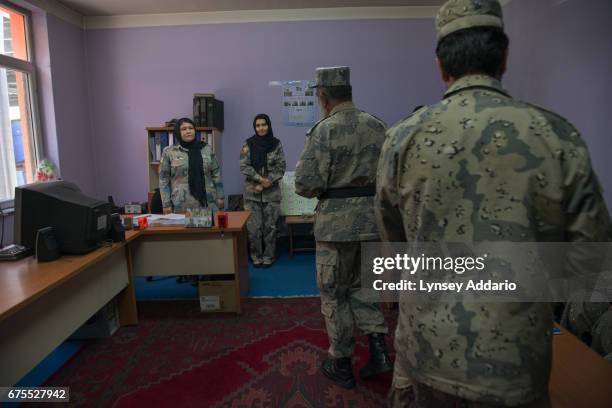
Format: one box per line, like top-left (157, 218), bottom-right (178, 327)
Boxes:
top-left (319, 186), bottom-right (376, 199)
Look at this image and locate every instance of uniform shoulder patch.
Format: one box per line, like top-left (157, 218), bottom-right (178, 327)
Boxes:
top-left (241, 144), bottom-right (249, 155)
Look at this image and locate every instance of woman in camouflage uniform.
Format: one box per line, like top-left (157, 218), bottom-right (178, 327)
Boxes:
top-left (159, 117), bottom-right (224, 214)
top-left (240, 114), bottom-right (286, 267)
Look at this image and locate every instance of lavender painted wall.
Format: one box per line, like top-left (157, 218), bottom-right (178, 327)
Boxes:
top-left (504, 0), bottom-right (612, 206)
top-left (6, 0), bottom-right (610, 246)
top-left (46, 14), bottom-right (96, 196)
top-left (85, 19), bottom-right (443, 203)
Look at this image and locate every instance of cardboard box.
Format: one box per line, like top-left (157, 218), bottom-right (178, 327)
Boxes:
top-left (70, 298), bottom-right (119, 339)
top-left (198, 280), bottom-right (238, 313)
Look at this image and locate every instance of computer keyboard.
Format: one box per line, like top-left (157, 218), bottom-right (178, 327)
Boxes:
top-left (0, 244), bottom-right (33, 261)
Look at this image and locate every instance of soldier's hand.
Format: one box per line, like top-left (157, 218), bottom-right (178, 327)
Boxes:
top-left (216, 199), bottom-right (225, 210)
top-left (163, 207), bottom-right (172, 214)
top-left (261, 179), bottom-right (273, 188)
top-left (255, 184), bottom-right (264, 193)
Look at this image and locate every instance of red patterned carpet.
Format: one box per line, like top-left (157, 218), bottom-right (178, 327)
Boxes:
top-left (43, 298), bottom-right (397, 407)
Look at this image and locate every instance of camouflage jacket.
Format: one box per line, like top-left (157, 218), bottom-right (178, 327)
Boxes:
top-left (240, 140), bottom-right (287, 202)
top-left (376, 75), bottom-right (611, 405)
top-left (159, 143), bottom-right (224, 212)
top-left (295, 101), bottom-right (386, 241)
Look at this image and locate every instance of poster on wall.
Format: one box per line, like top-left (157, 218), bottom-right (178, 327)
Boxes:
top-left (280, 171), bottom-right (317, 216)
top-left (282, 80), bottom-right (317, 127)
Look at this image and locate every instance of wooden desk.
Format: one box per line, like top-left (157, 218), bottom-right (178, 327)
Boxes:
top-left (0, 212), bottom-right (249, 386)
top-left (550, 326), bottom-right (612, 407)
top-left (285, 215), bottom-right (315, 258)
top-left (128, 211), bottom-right (250, 313)
top-left (0, 232), bottom-right (138, 386)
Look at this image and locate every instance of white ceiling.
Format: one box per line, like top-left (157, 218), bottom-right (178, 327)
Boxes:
top-left (57, 0), bottom-right (446, 16)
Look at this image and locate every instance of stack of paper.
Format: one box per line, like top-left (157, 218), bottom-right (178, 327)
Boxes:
top-left (147, 213), bottom-right (186, 225)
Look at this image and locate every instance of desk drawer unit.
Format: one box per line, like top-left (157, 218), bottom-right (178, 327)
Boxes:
top-left (131, 233), bottom-right (235, 276)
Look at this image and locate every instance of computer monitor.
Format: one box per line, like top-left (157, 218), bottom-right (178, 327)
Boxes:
top-left (14, 180), bottom-right (111, 254)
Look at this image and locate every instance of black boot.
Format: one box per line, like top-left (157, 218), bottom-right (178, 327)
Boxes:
top-left (321, 357), bottom-right (356, 389)
top-left (360, 333), bottom-right (392, 379)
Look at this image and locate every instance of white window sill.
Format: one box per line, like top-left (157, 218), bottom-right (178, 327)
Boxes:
top-left (0, 205), bottom-right (15, 215)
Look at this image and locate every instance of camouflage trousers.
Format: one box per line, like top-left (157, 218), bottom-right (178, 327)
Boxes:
top-left (244, 199), bottom-right (280, 263)
top-left (316, 241), bottom-right (388, 358)
top-left (388, 383), bottom-right (551, 408)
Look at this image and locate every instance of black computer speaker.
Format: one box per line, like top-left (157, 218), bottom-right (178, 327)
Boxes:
top-left (109, 213), bottom-right (126, 242)
top-left (36, 226), bottom-right (60, 262)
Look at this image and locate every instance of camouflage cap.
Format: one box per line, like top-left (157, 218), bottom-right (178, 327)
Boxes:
top-left (309, 66), bottom-right (350, 88)
top-left (436, 0), bottom-right (504, 41)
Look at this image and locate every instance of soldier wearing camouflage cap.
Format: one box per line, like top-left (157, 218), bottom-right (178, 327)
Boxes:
top-left (295, 66), bottom-right (392, 389)
top-left (376, 0), bottom-right (611, 406)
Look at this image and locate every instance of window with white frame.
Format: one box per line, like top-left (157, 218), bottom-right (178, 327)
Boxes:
top-left (0, 0), bottom-right (41, 207)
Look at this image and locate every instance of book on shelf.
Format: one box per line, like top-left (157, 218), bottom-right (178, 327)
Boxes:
top-left (193, 93), bottom-right (224, 131)
top-left (148, 135), bottom-right (157, 161)
top-left (154, 133), bottom-right (161, 161)
top-left (159, 132), bottom-right (169, 153)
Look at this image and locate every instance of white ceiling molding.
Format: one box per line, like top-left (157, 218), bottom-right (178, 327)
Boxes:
top-left (17, 0), bottom-right (514, 30)
top-left (23, 0), bottom-right (83, 27)
top-left (84, 6), bottom-right (440, 30)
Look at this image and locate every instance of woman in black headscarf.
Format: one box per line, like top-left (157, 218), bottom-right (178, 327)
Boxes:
top-left (240, 114), bottom-right (286, 267)
top-left (159, 117), bottom-right (224, 214)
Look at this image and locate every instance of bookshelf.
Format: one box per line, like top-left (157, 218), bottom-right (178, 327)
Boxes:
top-left (146, 126), bottom-right (222, 192)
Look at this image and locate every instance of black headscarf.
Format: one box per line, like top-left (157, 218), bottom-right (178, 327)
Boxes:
top-left (247, 114), bottom-right (280, 174)
top-left (174, 117), bottom-right (207, 207)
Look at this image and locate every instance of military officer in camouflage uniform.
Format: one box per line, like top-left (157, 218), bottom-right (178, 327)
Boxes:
top-left (240, 113), bottom-right (287, 267)
top-left (295, 66), bottom-right (392, 389)
top-left (159, 117), bottom-right (224, 213)
top-left (375, 0), bottom-right (611, 406)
